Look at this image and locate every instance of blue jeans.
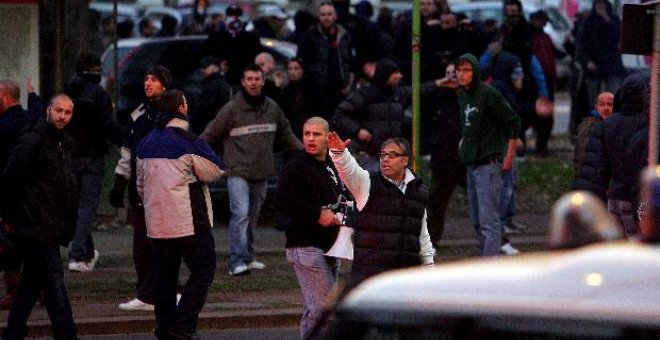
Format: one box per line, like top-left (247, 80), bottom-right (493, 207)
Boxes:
top-left (467, 163), bottom-right (503, 256)
top-left (286, 247), bottom-right (338, 339)
top-left (3, 237), bottom-right (77, 340)
top-left (499, 159), bottom-right (518, 227)
top-left (69, 157), bottom-right (105, 261)
top-left (227, 177), bottom-right (267, 271)
top-left (151, 231), bottom-right (216, 336)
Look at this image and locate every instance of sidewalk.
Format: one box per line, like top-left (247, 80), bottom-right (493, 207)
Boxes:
top-left (0, 213), bottom-right (551, 337)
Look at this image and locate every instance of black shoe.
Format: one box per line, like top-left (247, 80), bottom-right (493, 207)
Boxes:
top-left (167, 329), bottom-right (200, 340)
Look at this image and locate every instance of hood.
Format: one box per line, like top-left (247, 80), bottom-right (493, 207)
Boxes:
top-left (372, 58), bottom-right (400, 86)
top-left (156, 111), bottom-right (188, 129)
top-left (617, 69), bottom-right (650, 115)
top-left (456, 53), bottom-right (481, 88)
top-left (591, 0), bottom-right (613, 17)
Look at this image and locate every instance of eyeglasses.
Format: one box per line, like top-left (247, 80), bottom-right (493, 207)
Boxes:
top-left (379, 151), bottom-right (406, 160)
top-left (456, 68), bottom-right (473, 73)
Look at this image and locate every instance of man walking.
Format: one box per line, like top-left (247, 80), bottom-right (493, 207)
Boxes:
top-left (202, 64), bottom-right (301, 276)
top-left (275, 117), bottom-right (349, 339)
top-left (137, 90), bottom-right (225, 339)
top-left (65, 51), bottom-right (121, 272)
top-left (1, 94), bottom-right (79, 340)
top-left (453, 53), bottom-right (521, 256)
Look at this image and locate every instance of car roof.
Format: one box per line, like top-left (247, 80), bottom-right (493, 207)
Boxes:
top-left (338, 241), bottom-right (660, 327)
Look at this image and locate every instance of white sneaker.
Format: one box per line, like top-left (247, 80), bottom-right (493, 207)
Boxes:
top-left (248, 260), bottom-right (266, 270)
top-left (500, 243), bottom-right (520, 255)
top-left (228, 264), bottom-right (250, 276)
top-left (118, 298), bottom-right (154, 311)
top-left (86, 250), bottom-right (100, 270)
top-left (68, 261), bottom-right (92, 272)
top-left (176, 293), bottom-right (182, 305)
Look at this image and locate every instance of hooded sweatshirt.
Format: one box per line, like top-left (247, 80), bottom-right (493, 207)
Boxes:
top-left (456, 53), bottom-right (520, 166)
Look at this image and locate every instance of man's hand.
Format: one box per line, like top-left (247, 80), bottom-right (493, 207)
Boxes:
top-left (328, 131), bottom-right (351, 151)
top-left (436, 77), bottom-right (458, 89)
top-left (318, 208), bottom-right (339, 227)
top-left (109, 175), bottom-right (128, 208)
top-left (501, 154), bottom-right (514, 172)
top-left (357, 128), bottom-right (372, 142)
top-left (536, 96), bottom-right (554, 118)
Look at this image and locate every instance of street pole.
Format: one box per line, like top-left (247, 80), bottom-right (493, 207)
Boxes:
top-left (54, 0), bottom-right (65, 93)
top-left (112, 0), bottom-right (118, 111)
top-left (650, 3), bottom-right (660, 166)
top-left (411, 0), bottom-right (421, 171)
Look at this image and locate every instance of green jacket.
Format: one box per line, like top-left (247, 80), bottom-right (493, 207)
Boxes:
top-left (457, 53), bottom-right (520, 165)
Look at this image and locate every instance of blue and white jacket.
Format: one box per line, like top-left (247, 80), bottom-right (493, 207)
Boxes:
top-left (137, 114), bottom-right (225, 239)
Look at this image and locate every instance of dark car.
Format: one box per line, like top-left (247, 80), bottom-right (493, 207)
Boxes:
top-left (101, 36), bottom-right (296, 213)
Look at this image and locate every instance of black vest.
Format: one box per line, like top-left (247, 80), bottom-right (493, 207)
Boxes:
top-left (351, 172), bottom-right (428, 275)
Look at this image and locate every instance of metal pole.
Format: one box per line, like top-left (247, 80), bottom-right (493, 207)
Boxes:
top-left (112, 0), bottom-right (118, 110)
top-left (411, 0), bottom-right (421, 171)
top-left (650, 4), bottom-right (660, 166)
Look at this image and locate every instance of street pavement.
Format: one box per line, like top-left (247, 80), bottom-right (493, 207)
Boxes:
top-left (0, 213), bottom-right (551, 338)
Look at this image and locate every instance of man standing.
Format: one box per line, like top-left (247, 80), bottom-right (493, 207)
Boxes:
top-left (275, 117), bottom-right (348, 339)
top-left (453, 53), bottom-right (520, 256)
top-left (190, 56), bottom-right (231, 134)
top-left (1, 94), bottom-right (79, 340)
top-left (573, 91), bottom-right (614, 176)
top-left (202, 64), bottom-right (301, 276)
top-left (110, 65), bottom-right (173, 311)
top-left (0, 79), bottom-right (40, 309)
top-left (204, 5), bottom-right (263, 87)
top-left (65, 51), bottom-right (121, 273)
top-left (137, 90), bottom-right (225, 339)
top-left (328, 133), bottom-right (435, 287)
top-left (297, 1), bottom-right (355, 112)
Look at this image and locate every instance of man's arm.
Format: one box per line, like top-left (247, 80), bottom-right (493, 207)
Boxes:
top-left (334, 90), bottom-right (371, 142)
top-left (328, 132), bottom-right (370, 211)
top-left (419, 210), bottom-right (435, 265)
top-left (190, 138), bottom-right (226, 183)
top-left (200, 104), bottom-right (231, 151)
top-left (274, 107), bottom-right (303, 150)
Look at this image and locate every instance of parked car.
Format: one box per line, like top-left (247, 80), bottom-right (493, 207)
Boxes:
top-left (100, 35), bottom-right (296, 206)
top-left (100, 35), bottom-right (296, 115)
top-left (319, 240), bottom-right (660, 339)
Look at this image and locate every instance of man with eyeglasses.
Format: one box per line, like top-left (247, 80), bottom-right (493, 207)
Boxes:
top-left (453, 53), bottom-right (521, 257)
top-left (328, 133), bottom-right (435, 288)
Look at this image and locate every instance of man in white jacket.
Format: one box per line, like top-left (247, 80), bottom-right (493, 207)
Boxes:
top-left (328, 132), bottom-right (434, 288)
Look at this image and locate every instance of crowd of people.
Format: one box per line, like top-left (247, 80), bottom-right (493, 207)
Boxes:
top-left (0, 0), bottom-right (650, 338)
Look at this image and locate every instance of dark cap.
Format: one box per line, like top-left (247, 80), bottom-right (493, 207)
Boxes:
top-left (373, 58), bottom-right (400, 85)
top-left (145, 65), bottom-right (173, 89)
top-left (530, 9), bottom-right (549, 22)
top-left (75, 51), bottom-right (101, 73)
top-left (200, 56), bottom-right (221, 68)
top-left (226, 5), bottom-right (243, 17)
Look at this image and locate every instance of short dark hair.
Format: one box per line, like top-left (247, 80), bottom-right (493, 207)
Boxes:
top-left (75, 51), bottom-right (101, 73)
top-left (154, 89), bottom-right (185, 113)
top-left (243, 63), bottom-right (264, 77)
top-left (286, 57), bottom-right (306, 71)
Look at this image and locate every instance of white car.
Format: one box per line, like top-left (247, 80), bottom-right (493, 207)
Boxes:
top-left (319, 240), bottom-right (660, 339)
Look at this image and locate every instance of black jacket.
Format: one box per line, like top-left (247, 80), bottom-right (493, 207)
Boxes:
top-left (65, 74), bottom-right (121, 157)
top-left (597, 71), bottom-right (651, 202)
top-left (0, 96), bottom-right (40, 172)
top-left (350, 172), bottom-right (427, 283)
top-left (424, 87), bottom-right (464, 174)
top-left (275, 150), bottom-right (346, 252)
top-left (297, 24), bottom-right (354, 89)
top-left (574, 120), bottom-right (607, 201)
top-left (191, 72), bottom-right (231, 134)
top-left (1, 118), bottom-right (78, 246)
top-left (279, 76), bottom-right (328, 138)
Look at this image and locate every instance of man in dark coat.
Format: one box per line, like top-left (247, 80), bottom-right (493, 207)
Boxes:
top-left (0, 79), bottom-right (40, 310)
top-left (64, 51), bottom-right (121, 273)
top-left (190, 56), bottom-right (231, 134)
top-left (204, 5), bottom-right (263, 87)
top-left (328, 134), bottom-right (435, 288)
top-left (1, 94), bottom-right (79, 340)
